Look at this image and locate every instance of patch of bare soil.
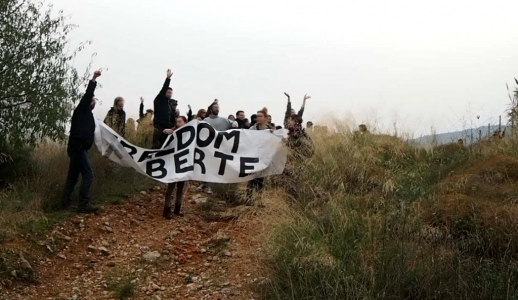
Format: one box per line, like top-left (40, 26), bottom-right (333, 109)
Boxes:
top-left (0, 184), bottom-right (269, 300)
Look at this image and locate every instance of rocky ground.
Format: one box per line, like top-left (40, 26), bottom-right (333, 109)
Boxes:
top-left (0, 184), bottom-right (271, 300)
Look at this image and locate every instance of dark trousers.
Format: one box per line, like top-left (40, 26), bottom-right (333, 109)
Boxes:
top-left (165, 181), bottom-right (186, 208)
top-left (246, 177), bottom-right (265, 200)
top-left (61, 148), bottom-right (93, 207)
top-left (153, 124), bottom-right (168, 149)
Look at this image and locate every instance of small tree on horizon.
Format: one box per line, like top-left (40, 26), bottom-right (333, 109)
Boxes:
top-left (0, 0), bottom-right (94, 147)
top-left (506, 78), bottom-right (518, 130)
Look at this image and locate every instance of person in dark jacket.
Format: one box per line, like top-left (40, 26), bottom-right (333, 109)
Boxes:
top-left (235, 110), bottom-right (247, 129)
top-left (104, 96), bottom-right (126, 136)
top-left (163, 115), bottom-right (189, 219)
top-left (283, 92), bottom-right (310, 129)
top-left (250, 114), bottom-right (257, 127)
top-left (153, 69), bottom-right (174, 149)
top-left (61, 70), bottom-right (102, 213)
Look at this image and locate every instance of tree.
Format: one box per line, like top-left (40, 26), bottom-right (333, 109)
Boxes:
top-left (0, 0), bottom-right (92, 147)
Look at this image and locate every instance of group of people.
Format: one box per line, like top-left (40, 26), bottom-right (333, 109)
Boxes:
top-left (61, 69), bottom-right (315, 218)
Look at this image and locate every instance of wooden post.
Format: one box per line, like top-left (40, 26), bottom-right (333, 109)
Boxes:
top-left (499, 115), bottom-right (502, 132)
top-left (488, 123), bottom-right (490, 138)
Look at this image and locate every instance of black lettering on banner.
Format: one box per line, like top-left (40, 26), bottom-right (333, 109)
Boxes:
top-left (163, 134), bottom-right (175, 149)
top-left (196, 122), bottom-right (216, 148)
top-left (214, 151), bottom-right (234, 176)
top-left (239, 157), bottom-right (259, 177)
top-left (214, 131), bottom-right (240, 153)
top-left (194, 148), bottom-right (206, 174)
top-left (146, 159), bottom-right (167, 179)
top-left (120, 140), bottom-right (137, 159)
top-left (177, 125), bottom-right (196, 151)
top-left (174, 149), bottom-right (194, 173)
top-left (155, 147), bottom-right (175, 158)
top-left (138, 150), bottom-right (160, 162)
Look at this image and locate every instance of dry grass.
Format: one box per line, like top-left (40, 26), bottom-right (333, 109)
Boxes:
top-left (260, 125), bottom-right (518, 300)
top-left (0, 137), bottom-right (155, 244)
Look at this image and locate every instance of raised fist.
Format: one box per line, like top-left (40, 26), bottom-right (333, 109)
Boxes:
top-left (166, 69), bottom-right (173, 78)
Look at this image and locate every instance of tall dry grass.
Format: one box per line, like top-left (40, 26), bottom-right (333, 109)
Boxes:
top-left (261, 126), bottom-right (518, 299)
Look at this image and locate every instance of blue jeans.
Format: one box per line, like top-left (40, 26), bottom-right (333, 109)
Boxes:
top-left (61, 148), bottom-right (94, 207)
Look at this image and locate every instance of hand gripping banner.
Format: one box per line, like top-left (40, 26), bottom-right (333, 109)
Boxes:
top-left (94, 119), bottom-right (288, 183)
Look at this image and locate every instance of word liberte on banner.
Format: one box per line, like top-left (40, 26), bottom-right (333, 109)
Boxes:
top-left (94, 119), bottom-right (288, 183)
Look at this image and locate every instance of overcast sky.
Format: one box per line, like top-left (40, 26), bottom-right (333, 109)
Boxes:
top-left (51, 0), bottom-right (518, 136)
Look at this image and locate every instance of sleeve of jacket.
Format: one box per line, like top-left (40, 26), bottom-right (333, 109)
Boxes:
top-left (284, 101), bottom-right (292, 128)
top-left (104, 109), bottom-right (114, 127)
top-left (139, 103), bottom-right (144, 119)
top-left (187, 108), bottom-right (193, 121)
top-left (158, 78), bottom-right (171, 97)
top-left (298, 107), bottom-right (304, 117)
top-left (119, 111), bottom-right (126, 137)
top-left (77, 80), bottom-right (97, 111)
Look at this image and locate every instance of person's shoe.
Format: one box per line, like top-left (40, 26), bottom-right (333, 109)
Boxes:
top-left (163, 206), bottom-right (173, 220)
top-left (173, 204), bottom-right (184, 217)
top-left (78, 204), bottom-right (99, 214)
top-left (206, 187), bottom-right (213, 194)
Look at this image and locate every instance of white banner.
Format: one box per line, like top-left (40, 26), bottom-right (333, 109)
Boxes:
top-left (94, 119), bottom-right (288, 183)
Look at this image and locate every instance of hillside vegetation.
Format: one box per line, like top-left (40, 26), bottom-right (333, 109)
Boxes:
top-left (262, 129), bottom-right (518, 299)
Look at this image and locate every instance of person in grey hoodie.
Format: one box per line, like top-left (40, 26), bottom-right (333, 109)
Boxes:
top-left (197, 100), bottom-right (238, 194)
top-left (246, 107), bottom-right (274, 206)
top-left (203, 99), bottom-right (238, 131)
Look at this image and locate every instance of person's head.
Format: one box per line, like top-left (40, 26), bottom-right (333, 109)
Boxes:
top-left (307, 121), bottom-right (314, 128)
top-left (457, 139), bottom-right (464, 146)
top-left (250, 114), bottom-right (257, 126)
top-left (236, 110), bottom-right (245, 120)
top-left (176, 116), bottom-right (187, 128)
top-left (291, 109), bottom-right (296, 115)
top-left (114, 97), bottom-right (125, 109)
top-left (228, 114), bottom-right (235, 121)
top-left (145, 109), bottom-right (154, 117)
top-left (267, 115), bottom-right (272, 124)
top-left (256, 108), bottom-right (268, 125)
top-left (359, 124), bottom-right (368, 132)
top-left (288, 115), bottom-right (303, 127)
top-left (207, 102), bottom-right (219, 117)
top-left (166, 88), bottom-right (173, 99)
top-left (196, 108), bottom-right (206, 119)
top-left (244, 118), bottom-right (250, 127)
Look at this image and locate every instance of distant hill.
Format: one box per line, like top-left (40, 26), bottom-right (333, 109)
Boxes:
top-left (412, 125), bottom-right (509, 146)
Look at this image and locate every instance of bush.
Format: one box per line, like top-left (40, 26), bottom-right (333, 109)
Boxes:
top-left (262, 129), bottom-right (518, 299)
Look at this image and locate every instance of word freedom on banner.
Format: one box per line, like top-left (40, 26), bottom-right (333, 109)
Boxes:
top-left (94, 120), bottom-right (288, 183)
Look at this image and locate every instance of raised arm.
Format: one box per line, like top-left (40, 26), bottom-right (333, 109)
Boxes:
top-left (139, 97), bottom-right (144, 119)
top-left (283, 92), bottom-right (291, 128)
top-left (187, 104), bottom-right (193, 121)
top-left (298, 94), bottom-right (310, 117)
top-left (77, 70), bottom-right (101, 111)
top-left (157, 69), bottom-right (173, 97)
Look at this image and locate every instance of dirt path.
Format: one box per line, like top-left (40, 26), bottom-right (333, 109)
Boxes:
top-left (1, 184), bottom-right (269, 300)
